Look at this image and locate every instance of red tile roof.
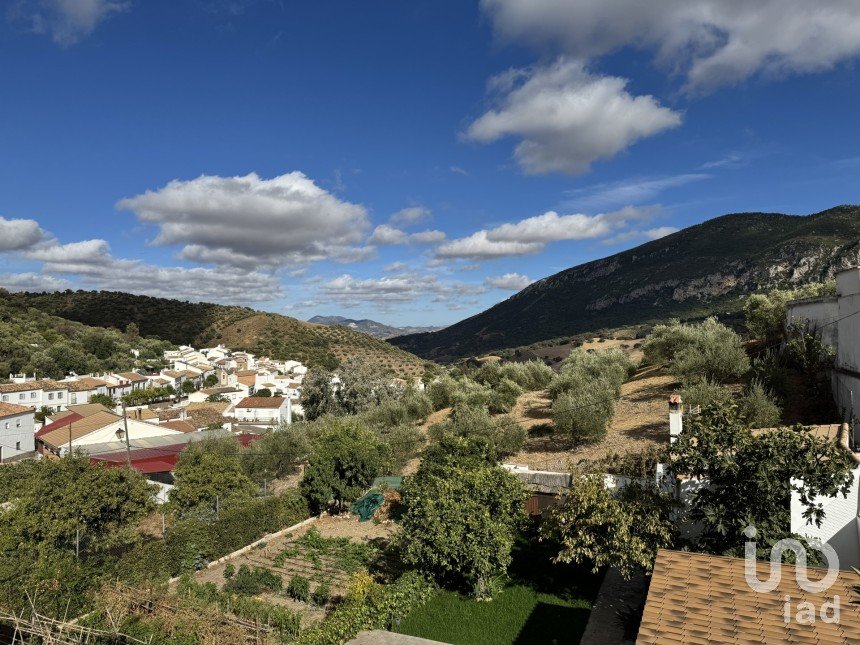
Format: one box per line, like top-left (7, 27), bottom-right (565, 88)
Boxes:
top-left (0, 402), bottom-right (35, 418)
top-left (236, 396), bottom-right (286, 409)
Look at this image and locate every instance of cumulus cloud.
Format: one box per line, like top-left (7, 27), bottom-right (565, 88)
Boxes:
top-left (484, 273), bottom-right (532, 291)
top-left (481, 0), bottom-right (860, 93)
top-left (389, 206), bottom-right (432, 227)
top-left (435, 231), bottom-right (544, 260)
top-left (436, 205), bottom-right (656, 260)
top-left (0, 215), bottom-right (47, 251)
top-left (117, 171), bottom-right (371, 269)
top-left (368, 224), bottom-right (446, 246)
top-left (465, 59), bottom-right (681, 175)
top-left (7, 0), bottom-right (128, 46)
top-left (0, 272), bottom-right (72, 292)
top-left (383, 261), bottom-right (409, 273)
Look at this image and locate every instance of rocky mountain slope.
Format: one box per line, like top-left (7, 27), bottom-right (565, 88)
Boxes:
top-left (9, 291), bottom-right (428, 377)
top-left (308, 315), bottom-right (444, 339)
top-left (391, 206), bottom-right (860, 361)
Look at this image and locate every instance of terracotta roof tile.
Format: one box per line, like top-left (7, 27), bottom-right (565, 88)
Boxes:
top-left (637, 549), bottom-right (860, 644)
top-left (236, 396), bottom-right (285, 409)
top-left (0, 402), bottom-right (34, 418)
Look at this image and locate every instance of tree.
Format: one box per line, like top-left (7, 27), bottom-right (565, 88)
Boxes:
top-left (255, 388), bottom-right (272, 398)
top-left (170, 438), bottom-right (257, 513)
top-left (181, 380), bottom-right (197, 395)
top-left (206, 393), bottom-right (228, 403)
top-left (300, 419), bottom-right (391, 513)
top-left (644, 317), bottom-right (749, 384)
top-left (398, 435), bottom-right (527, 597)
top-left (242, 425), bottom-right (309, 484)
top-left (336, 357), bottom-right (398, 415)
top-left (125, 322), bottom-right (140, 341)
top-left (203, 374), bottom-right (218, 388)
top-left (89, 393), bottom-right (115, 408)
top-left (670, 403), bottom-right (854, 556)
top-left (744, 281), bottom-right (836, 343)
top-left (541, 475), bottom-right (675, 579)
top-left (428, 404), bottom-right (525, 457)
top-left (301, 367), bottom-right (338, 421)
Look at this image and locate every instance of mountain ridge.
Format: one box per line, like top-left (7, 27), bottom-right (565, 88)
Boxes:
top-left (307, 315), bottom-right (444, 339)
top-left (391, 205), bottom-right (860, 361)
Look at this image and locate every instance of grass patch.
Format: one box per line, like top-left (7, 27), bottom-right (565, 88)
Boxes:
top-left (395, 527), bottom-right (603, 644)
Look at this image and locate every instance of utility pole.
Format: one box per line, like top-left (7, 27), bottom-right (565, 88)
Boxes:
top-left (68, 420), bottom-right (73, 456)
top-left (120, 400), bottom-right (132, 468)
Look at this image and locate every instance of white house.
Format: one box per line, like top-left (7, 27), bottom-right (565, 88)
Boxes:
top-left (0, 402), bottom-right (35, 461)
top-left (230, 396), bottom-right (292, 426)
top-left (0, 378), bottom-right (70, 413)
top-left (37, 410), bottom-right (183, 456)
top-left (787, 265), bottom-right (860, 429)
top-left (63, 376), bottom-right (109, 405)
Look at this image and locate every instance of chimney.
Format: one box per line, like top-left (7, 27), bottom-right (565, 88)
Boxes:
top-left (669, 394), bottom-right (683, 443)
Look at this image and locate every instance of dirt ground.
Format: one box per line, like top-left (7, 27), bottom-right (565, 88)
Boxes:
top-left (506, 365), bottom-right (676, 472)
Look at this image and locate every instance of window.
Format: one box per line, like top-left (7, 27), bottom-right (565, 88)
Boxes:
top-left (15, 442), bottom-right (19, 451)
top-left (57, 392), bottom-right (63, 399)
top-left (15, 419), bottom-right (20, 428)
top-left (48, 393), bottom-right (54, 400)
top-left (1, 395), bottom-right (7, 402)
top-left (71, 394), bottom-right (77, 404)
top-left (18, 394), bottom-right (24, 401)
top-left (3, 422), bottom-right (8, 429)
top-left (30, 392), bottom-right (36, 399)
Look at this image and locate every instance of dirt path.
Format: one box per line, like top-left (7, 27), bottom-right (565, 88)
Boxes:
top-left (506, 366), bottom-right (675, 471)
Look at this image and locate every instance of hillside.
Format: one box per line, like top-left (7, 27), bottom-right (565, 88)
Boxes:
top-left (392, 205), bottom-right (860, 361)
top-left (0, 289), bottom-right (174, 380)
top-left (308, 315), bottom-right (444, 339)
top-left (11, 291), bottom-right (429, 378)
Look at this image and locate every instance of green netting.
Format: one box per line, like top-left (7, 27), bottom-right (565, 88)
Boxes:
top-left (372, 476), bottom-right (403, 490)
top-left (350, 490), bottom-right (385, 522)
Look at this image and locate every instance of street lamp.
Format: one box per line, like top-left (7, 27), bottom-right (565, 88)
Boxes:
top-left (117, 402), bottom-right (133, 468)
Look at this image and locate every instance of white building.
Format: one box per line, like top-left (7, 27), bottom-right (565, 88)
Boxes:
top-left (230, 396), bottom-right (292, 426)
top-left (0, 402), bottom-right (35, 461)
top-left (0, 378), bottom-right (70, 413)
top-left (787, 266), bottom-right (860, 431)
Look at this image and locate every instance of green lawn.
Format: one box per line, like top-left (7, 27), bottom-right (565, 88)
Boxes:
top-left (394, 531), bottom-right (603, 644)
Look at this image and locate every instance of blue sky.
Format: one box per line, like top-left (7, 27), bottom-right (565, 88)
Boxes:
top-left (1, 1), bottom-right (859, 327)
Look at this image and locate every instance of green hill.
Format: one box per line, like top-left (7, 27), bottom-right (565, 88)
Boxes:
top-left (391, 205), bottom-right (860, 361)
top-left (0, 289), bottom-right (174, 380)
top-left (9, 290), bottom-right (429, 378)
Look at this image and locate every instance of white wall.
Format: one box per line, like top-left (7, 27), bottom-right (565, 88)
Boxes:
top-left (0, 411), bottom-right (35, 459)
top-left (791, 469), bottom-right (860, 570)
top-left (787, 297), bottom-right (839, 348)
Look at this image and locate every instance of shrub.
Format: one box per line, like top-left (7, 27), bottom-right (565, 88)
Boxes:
top-left (429, 405), bottom-right (524, 457)
top-left (680, 379), bottom-right (734, 411)
top-left (739, 380), bottom-right (782, 428)
top-left (224, 565), bottom-right (283, 596)
top-left (375, 423), bottom-right (423, 472)
top-left (312, 581), bottom-right (331, 606)
top-left (223, 563), bottom-right (235, 580)
top-left (288, 575), bottom-right (310, 602)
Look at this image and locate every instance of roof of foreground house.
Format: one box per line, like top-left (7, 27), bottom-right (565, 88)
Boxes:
top-left (38, 411), bottom-right (123, 448)
top-left (637, 549), bottom-right (860, 644)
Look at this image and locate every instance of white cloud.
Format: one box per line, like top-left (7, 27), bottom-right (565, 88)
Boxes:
top-left (563, 174), bottom-right (709, 210)
top-left (383, 261), bottom-right (409, 273)
top-left (436, 205), bottom-right (656, 260)
top-left (465, 58), bottom-right (681, 175)
top-left (481, 0), bottom-right (860, 93)
top-left (484, 273), bottom-right (532, 291)
top-left (435, 231), bottom-right (543, 260)
top-left (368, 224), bottom-right (446, 246)
top-left (0, 216), bottom-right (47, 251)
top-left (450, 166), bottom-right (469, 176)
top-left (0, 272), bottom-right (72, 292)
top-left (389, 206), bottom-right (432, 227)
top-left (8, 0), bottom-right (128, 46)
top-left (117, 171), bottom-right (371, 269)
top-left (644, 226), bottom-right (679, 240)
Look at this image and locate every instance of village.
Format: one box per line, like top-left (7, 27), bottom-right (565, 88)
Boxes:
top-left (0, 267), bottom-right (859, 644)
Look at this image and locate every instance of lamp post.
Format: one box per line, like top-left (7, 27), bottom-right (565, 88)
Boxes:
top-left (116, 401), bottom-right (133, 468)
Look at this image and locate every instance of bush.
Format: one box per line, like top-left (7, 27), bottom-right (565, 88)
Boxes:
top-left (224, 564), bottom-right (283, 596)
top-left (375, 423), bottom-right (423, 472)
top-left (739, 380), bottom-right (782, 428)
top-left (223, 563), bottom-right (235, 579)
top-left (288, 575), bottom-right (310, 602)
top-left (429, 405), bottom-right (524, 457)
top-left (312, 581), bottom-right (331, 606)
top-left (680, 379), bottom-right (734, 411)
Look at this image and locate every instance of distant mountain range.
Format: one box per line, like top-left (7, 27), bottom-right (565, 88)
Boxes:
top-left (308, 315), bottom-right (444, 340)
top-left (391, 205), bottom-right (860, 361)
